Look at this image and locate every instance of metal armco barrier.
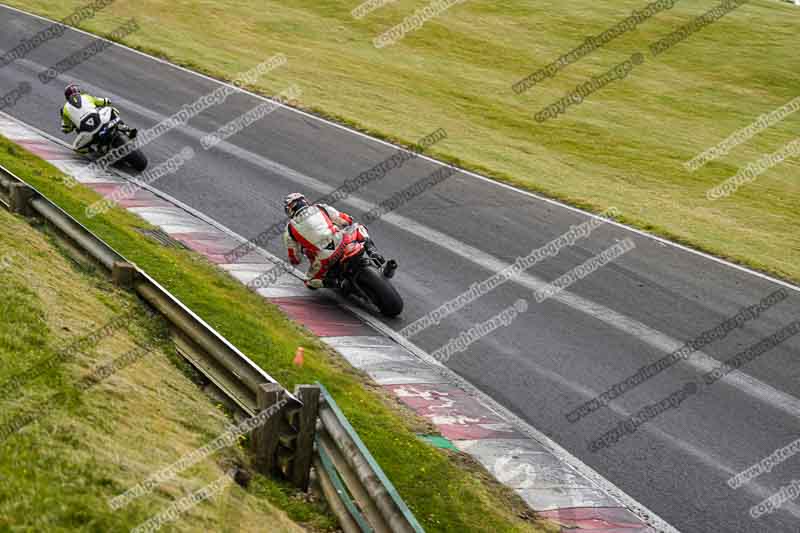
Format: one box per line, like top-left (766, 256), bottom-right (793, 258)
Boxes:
top-left (316, 383), bottom-right (425, 533)
top-left (0, 168), bottom-right (17, 210)
top-left (0, 163), bottom-right (424, 532)
top-left (0, 163), bottom-right (285, 417)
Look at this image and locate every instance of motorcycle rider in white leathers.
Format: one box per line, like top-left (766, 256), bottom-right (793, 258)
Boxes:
top-left (283, 193), bottom-right (383, 289)
top-left (60, 83), bottom-right (136, 153)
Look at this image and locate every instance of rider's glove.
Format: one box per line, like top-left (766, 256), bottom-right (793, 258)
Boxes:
top-left (305, 279), bottom-right (323, 290)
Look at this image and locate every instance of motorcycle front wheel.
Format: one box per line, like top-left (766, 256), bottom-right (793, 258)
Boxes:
top-left (356, 266), bottom-right (403, 317)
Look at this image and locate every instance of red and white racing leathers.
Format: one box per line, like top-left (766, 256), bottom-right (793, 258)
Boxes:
top-left (283, 204), bottom-right (370, 289)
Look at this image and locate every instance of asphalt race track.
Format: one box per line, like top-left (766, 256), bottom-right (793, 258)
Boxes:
top-left (1, 7), bottom-right (799, 532)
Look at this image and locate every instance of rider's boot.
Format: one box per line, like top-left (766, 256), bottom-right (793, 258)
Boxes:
top-left (364, 239), bottom-right (385, 265)
top-left (118, 122), bottom-right (138, 139)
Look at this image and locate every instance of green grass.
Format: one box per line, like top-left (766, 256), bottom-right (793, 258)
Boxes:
top-left (0, 136), bottom-right (553, 531)
top-left (0, 195), bottom-right (330, 531)
top-left (2, 0), bottom-right (798, 283)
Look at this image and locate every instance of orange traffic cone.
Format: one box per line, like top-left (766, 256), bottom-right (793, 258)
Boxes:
top-left (293, 346), bottom-right (305, 367)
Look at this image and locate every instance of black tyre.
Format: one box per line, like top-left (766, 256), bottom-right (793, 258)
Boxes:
top-left (125, 149), bottom-right (148, 172)
top-left (357, 267), bottom-right (403, 317)
top-left (111, 134), bottom-right (148, 172)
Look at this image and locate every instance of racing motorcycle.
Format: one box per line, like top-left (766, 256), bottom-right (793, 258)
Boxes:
top-left (323, 226), bottom-right (403, 317)
top-left (73, 106), bottom-right (148, 171)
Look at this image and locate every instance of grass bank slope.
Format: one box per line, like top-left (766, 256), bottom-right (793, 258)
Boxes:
top-left (0, 193), bottom-right (331, 531)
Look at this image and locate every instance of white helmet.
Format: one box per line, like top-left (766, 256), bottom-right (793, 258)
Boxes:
top-left (284, 192), bottom-right (309, 218)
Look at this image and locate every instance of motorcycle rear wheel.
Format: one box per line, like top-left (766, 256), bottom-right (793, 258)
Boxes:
top-left (111, 134), bottom-right (148, 172)
top-left (356, 267), bottom-right (403, 317)
top-left (125, 149), bottom-right (148, 172)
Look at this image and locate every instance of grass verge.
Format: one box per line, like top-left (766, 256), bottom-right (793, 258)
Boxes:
top-left (1, 0), bottom-right (798, 284)
top-left (0, 187), bottom-right (332, 531)
top-left (0, 134), bottom-right (555, 531)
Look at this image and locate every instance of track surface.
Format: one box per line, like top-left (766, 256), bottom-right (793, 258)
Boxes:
top-left (1, 8), bottom-right (799, 532)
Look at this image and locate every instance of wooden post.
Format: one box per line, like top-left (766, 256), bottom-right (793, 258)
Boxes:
top-left (252, 383), bottom-right (285, 476)
top-left (292, 384), bottom-right (321, 491)
top-left (9, 182), bottom-right (35, 217)
top-left (112, 261), bottom-right (136, 288)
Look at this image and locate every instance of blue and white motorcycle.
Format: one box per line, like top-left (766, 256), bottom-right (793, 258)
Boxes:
top-left (73, 106), bottom-right (148, 171)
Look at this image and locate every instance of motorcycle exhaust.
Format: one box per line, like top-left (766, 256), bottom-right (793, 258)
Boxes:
top-left (383, 259), bottom-right (398, 279)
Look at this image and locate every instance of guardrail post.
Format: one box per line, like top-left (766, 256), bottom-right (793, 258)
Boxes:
top-left (253, 383), bottom-right (286, 476)
top-left (291, 384), bottom-right (320, 491)
top-left (8, 182), bottom-right (35, 217)
top-left (112, 261), bottom-right (137, 288)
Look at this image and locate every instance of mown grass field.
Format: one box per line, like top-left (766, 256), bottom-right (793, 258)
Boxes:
top-left (0, 195), bottom-right (330, 531)
top-left (3, 0), bottom-right (798, 283)
top-left (0, 135), bottom-right (554, 531)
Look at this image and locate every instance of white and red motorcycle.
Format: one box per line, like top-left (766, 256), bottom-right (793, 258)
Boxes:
top-left (323, 226), bottom-right (402, 317)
